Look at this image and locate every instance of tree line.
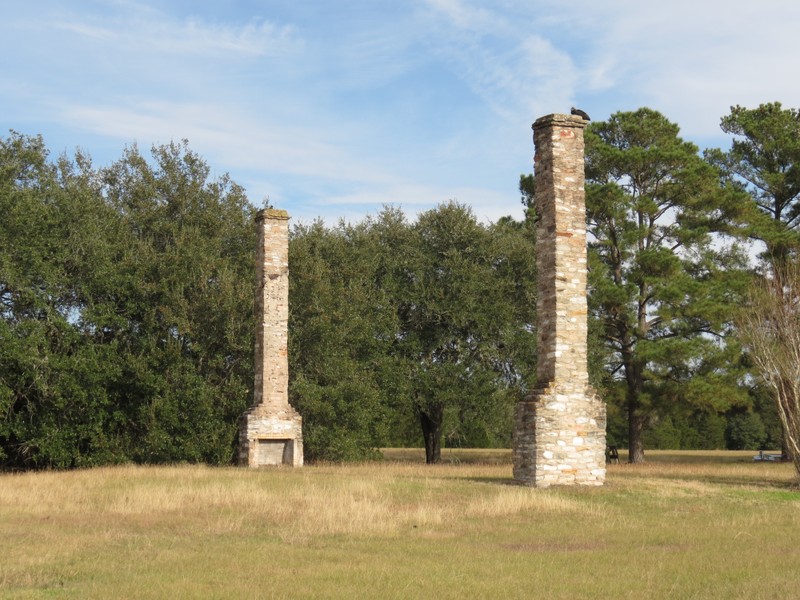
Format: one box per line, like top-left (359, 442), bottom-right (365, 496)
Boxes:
top-left (288, 205), bottom-right (537, 463)
top-left (1, 101), bottom-right (799, 469)
top-left (1, 138), bottom-right (256, 468)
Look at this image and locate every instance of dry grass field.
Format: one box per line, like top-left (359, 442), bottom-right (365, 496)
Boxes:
top-left (1, 450), bottom-right (798, 599)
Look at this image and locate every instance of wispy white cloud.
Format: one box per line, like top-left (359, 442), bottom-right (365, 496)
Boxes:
top-left (418, 0), bottom-right (800, 141)
top-left (4, 0), bottom-right (800, 227)
top-left (60, 101), bottom-right (394, 185)
top-left (421, 0), bottom-right (578, 123)
top-left (555, 0), bottom-right (800, 138)
top-left (53, 10), bottom-right (300, 58)
top-left (423, 0), bottom-right (505, 32)
top-left (55, 21), bottom-right (116, 41)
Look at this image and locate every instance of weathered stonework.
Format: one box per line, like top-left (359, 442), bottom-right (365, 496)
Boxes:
top-left (239, 209), bottom-right (303, 467)
top-left (512, 114), bottom-right (606, 487)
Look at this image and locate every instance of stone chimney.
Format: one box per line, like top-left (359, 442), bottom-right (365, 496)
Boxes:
top-left (512, 114), bottom-right (606, 487)
top-left (238, 209), bottom-right (303, 467)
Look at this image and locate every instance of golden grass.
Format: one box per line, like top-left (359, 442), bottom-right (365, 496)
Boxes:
top-left (0, 461), bottom-right (590, 540)
top-left (1, 451), bottom-right (799, 599)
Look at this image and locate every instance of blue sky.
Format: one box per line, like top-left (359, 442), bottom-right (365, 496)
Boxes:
top-left (3, 0), bottom-right (799, 224)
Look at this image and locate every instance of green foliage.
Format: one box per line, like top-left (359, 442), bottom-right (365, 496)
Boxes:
top-left (394, 203), bottom-right (537, 462)
top-left (0, 133), bottom-right (255, 468)
top-left (726, 412), bottom-right (767, 450)
top-left (98, 141), bottom-right (256, 464)
top-left (641, 411), bottom-right (728, 450)
top-left (750, 384), bottom-right (783, 449)
top-left (710, 103), bottom-right (800, 464)
top-left (705, 102), bottom-right (800, 259)
top-left (10, 102), bottom-right (800, 467)
top-left (695, 412), bottom-right (728, 450)
top-left (288, 203), bottom-right (537, 462)
top-left (1, 131), bottom-right (536, 468)
top-left (645, 416), bottom-right (683, 450)
top-left (584, 108), bottom-right (752, 461)
top-left (1, 132), bottom-right (123, 468)
top-left (287, 217), bottom-right (397, 462)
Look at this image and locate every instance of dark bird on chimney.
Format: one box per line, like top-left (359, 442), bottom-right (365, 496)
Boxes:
top-left (571, 107), bottom-right (591, 121)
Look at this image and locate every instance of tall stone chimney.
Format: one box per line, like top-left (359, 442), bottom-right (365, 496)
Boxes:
top-left (512, 114), bottom-right (606, 487)
top-left (238, 208), bottom-right (303, 467)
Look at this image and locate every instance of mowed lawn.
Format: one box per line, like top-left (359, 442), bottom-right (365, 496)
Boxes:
top-left (1, 450), bottom-right (798, 599)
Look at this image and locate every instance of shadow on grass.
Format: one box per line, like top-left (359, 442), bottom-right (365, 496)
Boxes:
top-left (382, 448), bottom-right (799, 492)
top-left (382, 448), bottom-right (512, 465)
top-left (466, 476), bottom-right (518, 486)
top-left (621, 469), bottom-right (800, 491)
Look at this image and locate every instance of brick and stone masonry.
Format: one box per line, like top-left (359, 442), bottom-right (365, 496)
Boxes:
top-left (512, 114), bottom-right (606, 487)
top-left (239, 208), bottom-right (303, 467)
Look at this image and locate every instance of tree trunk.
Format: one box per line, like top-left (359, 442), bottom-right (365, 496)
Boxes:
top-left (621, 346), bottom-right (646, 464)
top-left (420, 407), bottom-right (443, 464)
top-left (628, 412), bottom-right (645, 464)
top-left (779, 380), bottom-right (796, 462)
top-left (782, 435), bottom-right (792, 462)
